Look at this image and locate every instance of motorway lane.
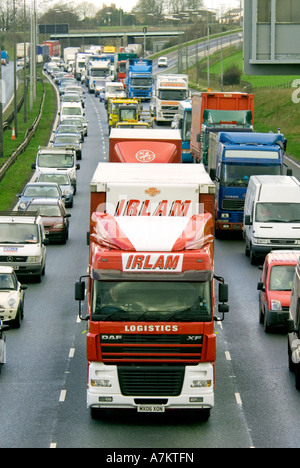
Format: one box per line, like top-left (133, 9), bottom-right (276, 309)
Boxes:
top-left (215, 235), bottom-right (300, 448)
top-left (1, 83), bottom-right (300, 448)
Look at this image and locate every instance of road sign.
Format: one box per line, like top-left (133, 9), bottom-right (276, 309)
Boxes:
top-left (244, 0), bottom-right (300, 75)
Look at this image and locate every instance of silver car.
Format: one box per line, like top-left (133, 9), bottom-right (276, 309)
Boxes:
top-left (35, 172), bottom-right (74, 208)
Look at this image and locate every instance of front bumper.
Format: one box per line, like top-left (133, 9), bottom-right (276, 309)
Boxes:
top-left (265, 308), bottom-right (289, 327)
top-left (87, 362), bottom-right (214, 411)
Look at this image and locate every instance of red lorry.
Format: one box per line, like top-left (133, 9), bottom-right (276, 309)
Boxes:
top-left (42, 40), bottom-right (60, 57)
top-left (190, 92), bottom-right (255, 162)
top-left (75, 213), bottom-right (229, 419)
top-left (75, 162), bottom-right (229, 419)
top-left (109, 128), bottom-right (182, 163)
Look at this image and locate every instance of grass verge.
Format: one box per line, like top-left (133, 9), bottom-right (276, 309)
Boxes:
top-left (0, 71), bottom-right (56, 210)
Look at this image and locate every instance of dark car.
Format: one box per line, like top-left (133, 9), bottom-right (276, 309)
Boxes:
top-left (17, 182), bottom-right (64, 211)
top-left (26, 198), bottom-right (71, 244)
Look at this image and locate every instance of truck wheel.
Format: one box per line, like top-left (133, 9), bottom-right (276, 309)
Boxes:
top-left (90, 407), bottom-right (106, 419)
top-left (199, 408), bottom-right (210, 421)
top-left (250, 245), bottom-right (258, 265)
top-left (245, 241), bottom-right (250, 257)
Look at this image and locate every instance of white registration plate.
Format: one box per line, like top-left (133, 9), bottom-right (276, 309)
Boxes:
top-left (137, 405), bottom-right (165, 413)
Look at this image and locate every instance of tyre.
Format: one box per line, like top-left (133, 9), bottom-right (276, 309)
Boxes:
top-left (250, 245), bottom-right (258, 265)
top-left (10, 307), bottom-right (22, 329)
top-left (295, 363), bottom-right (300, 390)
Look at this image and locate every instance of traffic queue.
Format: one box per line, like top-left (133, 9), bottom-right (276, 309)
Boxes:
top-left (1, 48), bottom-right (300, 405)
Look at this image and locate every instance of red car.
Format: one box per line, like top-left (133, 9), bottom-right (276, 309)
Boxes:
top-left (258, 250), bottom-right (300, 332)
top-left (26, 198), bottom-right (71, 244)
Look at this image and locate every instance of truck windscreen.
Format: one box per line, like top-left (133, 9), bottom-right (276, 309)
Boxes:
top-left (221, 164), bottom-right (281, 187)
top-left (92, 280), bottom-right (212, 322)
top-left (158, 90), bottom-right (188, 100)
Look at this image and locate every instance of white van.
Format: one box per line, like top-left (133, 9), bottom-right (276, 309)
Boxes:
top-left (288, 257), bottom-right (300, 389)
top-left (31, 146), bottom-right (80, 194)
top-left (157, 56), bottom-right (168, 67)
top-left (104, 81), bottom-right (126, 108)
top-left (60, 101), bottom-right (84, 121)
top-left (0, 211), bottom-right (48, 282)
top-left (243, 175), bottom-right (300, 264)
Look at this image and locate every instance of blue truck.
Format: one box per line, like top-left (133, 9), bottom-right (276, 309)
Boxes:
top-left (208, 132), bottom-right (289, 235)
top-left (126, 58), bottom-right (153, 100)
top-left (1, 51), bottom-right (9, 65)
top-left (172, 100), bottom-right (193, 163)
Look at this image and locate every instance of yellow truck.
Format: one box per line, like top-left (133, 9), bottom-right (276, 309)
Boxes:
top-left (108, 98), bottom-right (142, 132)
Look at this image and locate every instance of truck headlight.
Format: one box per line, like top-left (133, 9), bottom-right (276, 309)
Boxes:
top-left (220, 213), bottom-right (230, 219)
top-left (91, 379), bottom-right (112, 387)
top-left (190, 380), bottom-right (212, 388)
top-left (271, 300), bottom-right (282, 311)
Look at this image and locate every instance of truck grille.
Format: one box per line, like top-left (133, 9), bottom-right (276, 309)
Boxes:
top-left (100, 334), bottom-right (203, 363)
top-left (270, 239), bottom-right (297, 245)
top-left (222, 199), bottom-right (245, 211)
top-left (118, 366), bottom-right (185, 396)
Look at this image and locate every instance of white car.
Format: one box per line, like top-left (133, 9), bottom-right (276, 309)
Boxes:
top-left (157, 57), bottom-right (168, 67)
top-left (0, 266), bottom-right (27, 328)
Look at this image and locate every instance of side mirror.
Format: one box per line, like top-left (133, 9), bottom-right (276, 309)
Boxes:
top-left (219, 282), bottom-right (228, 304)
top-left (196, 133), bottom-right (201, 143)
top-left (75, 277), bottom-right (89, 321)
top-left (75, 280), bottom-right (85, 301)
top-left (209, 168), bottom-right (216, 180)
top-left (257, 281), bottom-right (264, 291)
top-left (244, 214), bottom-right (251, 226)
top-left (31, 163), bottom-right (36, 169)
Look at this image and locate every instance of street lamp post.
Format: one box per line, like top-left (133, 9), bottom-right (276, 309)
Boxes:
top-left (13, 0), bottom-right (18, 137)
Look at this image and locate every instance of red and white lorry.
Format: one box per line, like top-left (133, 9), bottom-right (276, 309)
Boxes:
top-left (109, 128), bottom-right (182, 163)
top-left (89, 163), bottom-right (215, 218)
top-left (75, 163), bottom-right (229, 419)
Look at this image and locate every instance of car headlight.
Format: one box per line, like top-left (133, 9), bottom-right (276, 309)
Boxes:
top-left (63, 188), bottom-right (72, 196)
top-left (19, 202), bottom-right (27, 210)
top-left (53, 223), bottom-right (65, 229)
top-left (271, 300), bottom-right (282, 311)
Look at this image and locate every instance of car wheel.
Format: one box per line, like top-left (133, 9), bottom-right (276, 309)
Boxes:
top-left (263, 310), bottom-right (271, 333)
top-left (11, 307), bottom-right (22, 329)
